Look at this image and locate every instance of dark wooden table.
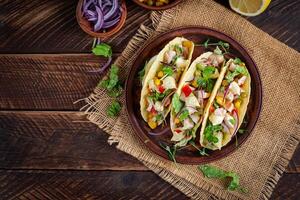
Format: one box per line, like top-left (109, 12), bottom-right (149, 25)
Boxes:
top-left (0, 0), bottom-right (299, 199)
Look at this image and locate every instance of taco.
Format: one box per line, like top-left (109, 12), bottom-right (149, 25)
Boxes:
top-left (140, 37), bottom-right (194, 129)
top-left (170, 48), bottom-right (227, 147)
top-left (199, 58), bottom-right (251, 150)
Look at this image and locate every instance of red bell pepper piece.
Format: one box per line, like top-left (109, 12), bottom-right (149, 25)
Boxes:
top-left (150, 107), bottom-right (157, 114)
top-left (158, 85), bottom-right (165, 93)
top-left (175, 129), bottom-right (182, 133)
top-left (182, 84), bottom-right (192, 97)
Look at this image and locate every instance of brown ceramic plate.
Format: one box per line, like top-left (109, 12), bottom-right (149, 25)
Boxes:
top-left (125, 26), bottom-right (262, 164)
top-left (132, 0), bottom-right (182, 10)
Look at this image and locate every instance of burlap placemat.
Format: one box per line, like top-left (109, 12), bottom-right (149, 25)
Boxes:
top-left (81, 0), bottom-right (300, 199)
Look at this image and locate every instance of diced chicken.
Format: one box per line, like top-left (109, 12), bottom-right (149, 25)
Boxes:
top-left (171, 129), bottom-right (185, 142)
top-left (229, 62), bottom-right (237, 71)
top-left (148, 79), bottom-right (156, 91)
top-left (184, 72), bottom-right (194, 82)
top-left (209, 108), bottom-right (226, 125)
top-left (225, 91), bottom-right (234, 102)
top-left (175, 57), bottom-right (186, 68)
top-left (190, 113), bottom-right (200, 123)
top-left (238, 76), bottom-right (247, 86)
top-left (146, 98), bottom-right (154, 112)
top-left (154, 101), bottom-right (164, 112)
top-left (186, 106), bottom-right (197, 115)
top-left (162, 76), bottom-right (176, 90)
top-left (224, 113), bottom-right (235, 129)
top-left (164, 50), bottom-right (176, 64)
top-left (208, 54), bottom-right (224, 67)
top-left (229, 82), bottom-right (241, 96)
top-left (182, 118), bottom-right (194, 130)
top-left (224, 102), bottom-right (234, 112)
top-left (185, 93), bottom-right (200, 108)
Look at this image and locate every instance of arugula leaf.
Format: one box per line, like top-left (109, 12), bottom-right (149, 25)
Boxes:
top-left (92, 43), bottom-right (112, 57)
top-left (106, 100), bottom-right (122, 117)
top-left (160, 143), bottom-right (177, 163)
top-left (172, 93), bottom-right (183, 114)
top-left (198, 165), bottom-right (247, 192)
top-left (179, 109), bottom-right (189, 122)
top-left (189, 141), bottom-right (209, 156)
top-left (204, 122), bottom-right (222, 143)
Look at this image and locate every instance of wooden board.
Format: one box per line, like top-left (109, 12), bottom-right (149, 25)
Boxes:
top-left (0, 0), bottom-right (299, 198)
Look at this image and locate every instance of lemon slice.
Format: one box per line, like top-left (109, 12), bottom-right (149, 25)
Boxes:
top-left (229, 0), bottom-right (271, 16)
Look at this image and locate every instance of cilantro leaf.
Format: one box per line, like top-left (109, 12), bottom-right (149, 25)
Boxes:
top-left (203, 39), bottom-right (210, 48)
top-left (179, 109), bottom-right (189, 122)
top-left (233, 57), bottom-right (242, 65)
top-left (172, 93), bottom-right (183, 114)
top-left (204, 122), bottom-right (222, 143)
top-left (106, 100), bottom-right (122, 117)
top-left (198, 165), bottom-right (247, 192)
top-left (225, 65), bottom-right (248, 82)
top-left (149, 91), bottom-right (165, 101)
top-left (174, 44), bottom-right (183, 55)
top-left (92, 43), bottom-right (112, 57)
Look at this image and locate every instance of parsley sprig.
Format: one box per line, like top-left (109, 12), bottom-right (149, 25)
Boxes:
top-left (160, 143), bottom-right (177, 164)
top-left (197, 39), bottom-right (230, 54)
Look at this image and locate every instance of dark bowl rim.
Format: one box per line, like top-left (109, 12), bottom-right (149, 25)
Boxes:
top-left (125, 26), bottom-right (263, 165)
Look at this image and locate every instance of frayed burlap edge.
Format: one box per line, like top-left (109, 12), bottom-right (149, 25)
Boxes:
top-left (80, 3), bottom-right (300, 200)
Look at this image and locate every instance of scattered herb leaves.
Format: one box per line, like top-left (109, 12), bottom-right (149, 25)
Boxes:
top-left (189, 141), bottom-right (209, 156)
top-left (204, 122), bottom-right (222, 143)
top-left (172, 93), bottom-right (183, 114)
top-left (160, 143), bottom-right (177, 164)
top-left (92, 43), bottom-right (112, 57)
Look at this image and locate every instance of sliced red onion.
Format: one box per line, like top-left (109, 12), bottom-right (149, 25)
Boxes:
top-left (88, 56), bottom-right (112, 73)
top-left (162, 90), bottom-right (175, 107)
top-left (221, 123), bottom-right (230, 134)
top-left (103, 0), bottom-right (118, 21)
top-left (94, 6), bottom-right (104, 32)
top-left (232, 109), bottom-right (239, 136)
top-left (223, 86), bottom-right (229, 101)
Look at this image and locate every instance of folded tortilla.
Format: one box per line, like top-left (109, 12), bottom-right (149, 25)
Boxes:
top-left (199, 59), bottom-right (251, 150)
top-left (140, 37), bottom-right (194, 129)
top-left (170, 52), bottom-right (226, 147)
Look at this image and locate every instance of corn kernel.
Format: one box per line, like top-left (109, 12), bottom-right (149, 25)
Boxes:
top-left (174, 117), bottom-right (180, 124)
top-left (148, 120), bottom-right (157, 129)
top-left (157, 71), bottom-right (164, 78)
top-left (154, 77), bottom-right (161, 86)
top-left (216, 96), bottom-right (224, 106)
top-left (234, 99), bottom-right (242, 109)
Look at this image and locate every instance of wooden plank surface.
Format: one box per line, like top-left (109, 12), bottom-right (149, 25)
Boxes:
top-left (0, 111), bottom-right (299, 172)
top-left (0, 170), bottom-right (299, 200)
top-left (0, 0), bottom-right (150, 53)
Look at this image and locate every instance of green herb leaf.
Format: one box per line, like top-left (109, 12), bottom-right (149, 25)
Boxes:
top-left (172, 93), bottom-right (183, 114)
top-left (174, 44), bottom-right (183, 55)
top-left (202, 66), bottom-right (216, 79)
top-left (204, 122), bottom-right (222, 143)
top-left (233, 57), bottom-right (242, 65)
top-left (214, 46), bottom-right (223, 55)
top-left (92, 43), bottom-right (112, 57)
top-left (160, 143), bottom-right (177, 163)
top-left (203, 39), bottom-right (210, 48)
top-left (106, 100), bottom-right (122, 117)
top-left (150, 91), bottom-right (165, 101)
top-left (238, 129), bottom-right (246, 134)
top-left (225, 65), bottom-right (248, 82)
top-left (229, 118), bottom-right (236, 125)
top-left (189, 141), bottom-right (209, 156)
top-left (162, 66), bottom-right (174, 76)
top-left (179, 109), bottom-right (189, 122)
top-left (198, 165), bottom-right (247, 192)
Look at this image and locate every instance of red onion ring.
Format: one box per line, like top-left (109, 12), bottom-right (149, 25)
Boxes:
top-left (232, 109), bottom-right (239, 136)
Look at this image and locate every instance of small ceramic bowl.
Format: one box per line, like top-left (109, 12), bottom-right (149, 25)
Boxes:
top-left (76, 0), bottom-right (127, 38)
top-left (132, 0), bottom-right (182, 10)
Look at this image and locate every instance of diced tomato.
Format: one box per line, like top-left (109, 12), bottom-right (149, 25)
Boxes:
top-left (158, 85), bottom-right (165, 93)
top-left (150, 107), bottom-right (157, 114)
top-left (232, 108), bottom-right (238, 114)
top-left (175, 129), bottom-right (182, 133)
top-left (209, 105), bottom-right (215, 113)
top-left (182, 84), bottom-right (192, 97)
